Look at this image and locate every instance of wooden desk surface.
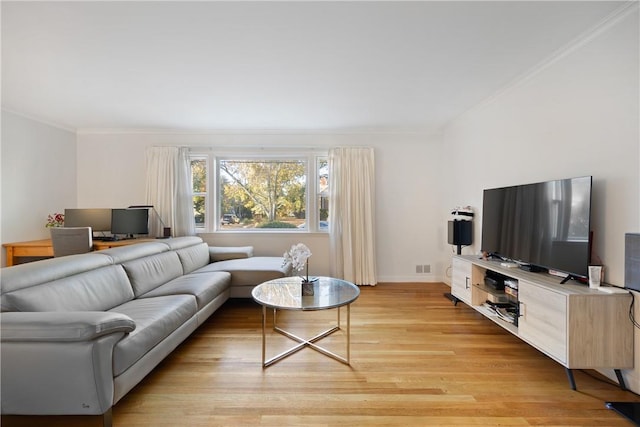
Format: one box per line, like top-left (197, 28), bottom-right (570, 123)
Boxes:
top-left (92, 239), bottom-right (156, 250)
top-left (3, 238), bottom-right (155, 266)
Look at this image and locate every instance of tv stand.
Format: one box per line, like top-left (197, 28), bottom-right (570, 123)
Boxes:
top-left (484, 252), bottom-right (504, 261)
top-left (451, 255), bottom-right (633, 390)
top-left (559, 273), bottom-right (582, 284)
top-left (519, 264), bottom-right (546, 273)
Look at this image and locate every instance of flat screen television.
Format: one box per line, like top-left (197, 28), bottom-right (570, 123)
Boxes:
top-left (481, 176), bottom-right (592, 282)
top-left (64, 208), bottom-right (112, 232)
top-left (111, 208), bottom-right (149, 238)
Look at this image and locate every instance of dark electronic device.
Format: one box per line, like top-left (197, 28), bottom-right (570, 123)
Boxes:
top-left (111, 208), bottom-right (149, 239)
top-left (625, 233), bottom-right (640, 292)
top-left (481, 176), bottom-right (592, 282)
top-left (448, 220), bottom-right (472, 256)
top-left (64, 208), bottom-right (112, 232)
top-left (128, 205), bottom-right (171, 239)
top-left (448, 220), bottom-right (472, 246)
top-left (484, 270), bottom-right (507, 290)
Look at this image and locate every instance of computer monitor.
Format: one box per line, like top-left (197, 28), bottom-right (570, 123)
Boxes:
top-left (111, 208), bottom-right (149, 239)
top-left (64, 208), bottom-right (112, 232)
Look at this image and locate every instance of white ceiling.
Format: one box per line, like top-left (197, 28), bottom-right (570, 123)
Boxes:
top-left (1, 1), bottom-right (629, 133)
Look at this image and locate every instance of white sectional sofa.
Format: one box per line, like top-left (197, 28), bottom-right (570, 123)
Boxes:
top-left (0, 236), bottom-right (290, 426)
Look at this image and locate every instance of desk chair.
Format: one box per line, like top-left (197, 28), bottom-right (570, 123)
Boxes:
top-left (50, 227), bottom-right (93, 257)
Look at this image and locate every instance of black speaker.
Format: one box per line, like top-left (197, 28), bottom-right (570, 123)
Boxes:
top-left (625, 233), bottom-right (640, 292)
top-left (448, 220), bottom-right (472, 246)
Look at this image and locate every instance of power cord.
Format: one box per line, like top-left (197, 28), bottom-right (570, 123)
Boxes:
top-left (579, 369), bottom-right (640, 396)
top-left (629, 291), bottom-right (640, 329)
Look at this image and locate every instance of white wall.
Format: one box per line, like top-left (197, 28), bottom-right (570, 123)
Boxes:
top-left (439, 9), bottom-right (640, 389)
top-left (440, 8), bottom-right (639, 286)
top-left (1, 111), bottom-right (77, 265)
top-left (76, 132), bottom-right (445, 282)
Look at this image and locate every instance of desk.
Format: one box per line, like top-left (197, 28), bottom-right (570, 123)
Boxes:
top-left (3, 238), bottom-right (155, 267)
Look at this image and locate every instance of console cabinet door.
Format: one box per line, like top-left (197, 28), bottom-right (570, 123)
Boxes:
top-left (518, 281), bottom-right (567, 365)
top-left (451, 257), bottom-right (472, 305)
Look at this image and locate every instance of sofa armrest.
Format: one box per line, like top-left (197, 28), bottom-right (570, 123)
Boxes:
top-left (1, 312), bottom-right (133, 416)
top-left (1, 311), bottom-right (135, 342)
top-left (209, 246), bottom-right (254, 262)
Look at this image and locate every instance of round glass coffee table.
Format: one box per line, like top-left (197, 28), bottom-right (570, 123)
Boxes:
top-left (252, 276), bottom-right (360, 368)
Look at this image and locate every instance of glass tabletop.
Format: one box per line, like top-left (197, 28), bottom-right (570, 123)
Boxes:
top-left (252, 276), bottom-right (360, 310)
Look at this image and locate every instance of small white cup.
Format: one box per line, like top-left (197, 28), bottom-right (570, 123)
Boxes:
top-left (588, 265), bottom-right (603, 289)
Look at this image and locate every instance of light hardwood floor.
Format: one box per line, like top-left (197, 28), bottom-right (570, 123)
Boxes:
top-left (4, 282), bottom-right (640, 426)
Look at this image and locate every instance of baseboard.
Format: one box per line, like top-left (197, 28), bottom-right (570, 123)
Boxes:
top-left (376, 275), bottom-right (445, 283)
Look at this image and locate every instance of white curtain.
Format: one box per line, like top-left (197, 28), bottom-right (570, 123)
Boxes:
top-left (145, 146), bottom-right (195, 237)
top-left (328, 147), bottom-right (377, 286)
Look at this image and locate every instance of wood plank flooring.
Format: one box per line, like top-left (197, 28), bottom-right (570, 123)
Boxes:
top-left (4, 282), bottom-right (640, 426)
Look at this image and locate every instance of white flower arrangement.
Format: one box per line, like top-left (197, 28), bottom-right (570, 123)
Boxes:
top-left (283, 243), bottom-right (312, 282)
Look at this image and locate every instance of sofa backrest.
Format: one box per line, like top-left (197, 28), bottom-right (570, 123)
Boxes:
top-left (0, 236), bottom-right (208, 312)
top-left (98, 241), bottom-right (170, 264)
top-left (2, 265), bottom-right (135, 312)
top-left (121, 251), bottom-right (184, 297)
top-left (0, 253), bottom-right (113, 312)
top-left (161, 236), bottom-right (204, 250)
top-left (176, 242), bottom-right (210, 274)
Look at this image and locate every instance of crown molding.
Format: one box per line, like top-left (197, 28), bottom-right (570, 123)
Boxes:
top-left (75, 126), bottom-right (437, 137)
top-left (1, 108), bottom-right (77, 134)
top-left (447, 0), bottom-right (639, 127)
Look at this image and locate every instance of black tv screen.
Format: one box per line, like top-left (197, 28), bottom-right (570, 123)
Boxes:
top-left (111, 208), bottom-right (149, 237)
top-left (481, 176), bottom-right (592, 279)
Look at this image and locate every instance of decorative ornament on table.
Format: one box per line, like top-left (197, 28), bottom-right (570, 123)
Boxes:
top-left (45, 212), bottom-right (65, 228)
top-left (283, 243), bottom-right (317, 295)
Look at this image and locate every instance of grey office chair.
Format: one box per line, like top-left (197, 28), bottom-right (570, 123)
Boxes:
top-left (50, 227), bottom-right (93, 257)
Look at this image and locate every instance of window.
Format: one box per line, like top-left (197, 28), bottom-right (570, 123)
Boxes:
top-left (191, 157), bottom-right (207, 230)
top-left (317, 157), bottom-right (329, 231)
top-left (189, 151), bottom-right (328, 232)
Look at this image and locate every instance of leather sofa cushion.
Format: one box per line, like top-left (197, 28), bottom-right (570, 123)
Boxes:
top-left (140, 272), bottom-right (231, 310)
top-left (160, 236), bottom-right (204, 250)
top-left (98, 241), bottom-right (169, 264)
top-left (3, 265), bottom-right (134, 312)
top-left (122, 251), bottom-right (184, 297)
top-left (176, 242), bottom-right (210, 274)
top-left (209, 246), bottom-right (253, 262)
top-left (193, 257), bottom-right (291, 287)
top-left (109, 295), bottom-right (197, 376)
top-left (1, 254), bottom-right (112, 311)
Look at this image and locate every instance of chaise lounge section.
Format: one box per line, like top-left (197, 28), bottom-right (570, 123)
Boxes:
top-left (0, 236), bottom-right (291, 426)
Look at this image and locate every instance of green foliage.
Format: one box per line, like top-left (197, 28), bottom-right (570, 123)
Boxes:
top-left (257, 221), bottom-right (298, 229)
top-left (191, 159), bottom-right (207, 227)
top-left (282, 184), bottom-right (306, 218)
top-left (191, 159), bottom-right (206, 193)
top-left (189, 156), bottom-right (332, 229)
top-left (193, 196), bottom-right (205, 226)
top-left (220, 160), bottom-right (306, 222)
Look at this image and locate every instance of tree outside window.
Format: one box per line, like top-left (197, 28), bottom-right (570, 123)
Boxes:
top-left (190, 153), bottom-right (327, 232)
top-left (219, 159), bottom-right (306, 229)
top-left (191, 158), bottom-right (207, 229)
top-left (318, 157), bottom-right (329, 230)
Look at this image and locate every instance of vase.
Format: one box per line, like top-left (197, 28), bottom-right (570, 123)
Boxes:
top-left (302, 280), bottom-right (314, 296)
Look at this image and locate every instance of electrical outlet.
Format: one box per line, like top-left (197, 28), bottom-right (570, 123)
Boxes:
top-left (415, 265), bottom-right (423, 273)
